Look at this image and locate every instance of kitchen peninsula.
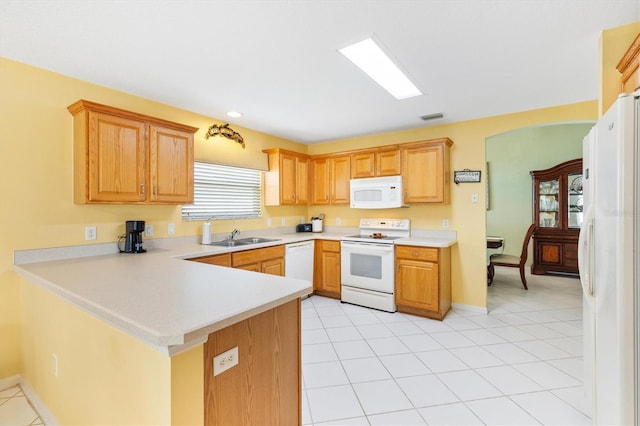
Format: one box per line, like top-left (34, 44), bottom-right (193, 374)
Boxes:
top-left (14, 239), bottom-right (313, 425)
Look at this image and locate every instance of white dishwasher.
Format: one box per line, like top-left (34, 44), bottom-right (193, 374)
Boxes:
top-left (284, 241), bottom-right (314, 293)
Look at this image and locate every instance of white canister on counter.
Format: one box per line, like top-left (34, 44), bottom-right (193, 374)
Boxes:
top-left (201, 222), bottom-right (211, 244)
top-left (311, 217), bottom-right (323, 233)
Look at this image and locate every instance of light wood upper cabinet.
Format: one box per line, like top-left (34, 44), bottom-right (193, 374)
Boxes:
top-left (401, 139), bottom-right (452, 204)
top-left (330, 155), bottom-right (351, 205)
top-left (263, 148), bottom-right (309, 206)
top-left (68, 100), bottom-right (197, 204)
top-left (310, 155), bottom-right (350, 205)
top-left (351, 148), bottom-right (401, 178)
top-left (150, 125), bottom-right (194, 203)
top-left (310, 157), bottom-right (330, 205)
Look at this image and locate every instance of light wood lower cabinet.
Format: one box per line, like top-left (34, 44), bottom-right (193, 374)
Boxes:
top-left (313, 240), bottom-right (341, 299)
top-left (395, 245), bottom-right (451, 320)
top-left (189, 253), bottom-right (231, 267)
top-left (204, 299), bottom-right (301, 425)
top-left (232, 245), bottom-right (285, 276)
top-left (188, 246), bottom-right (284, 276)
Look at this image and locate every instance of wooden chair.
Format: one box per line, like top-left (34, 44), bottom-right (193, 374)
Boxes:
top-left (488, 224), bottom-right (537, 290)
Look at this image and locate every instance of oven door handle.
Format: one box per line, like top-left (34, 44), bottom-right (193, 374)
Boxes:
top-left (340, 241), bottom-right (395, 251)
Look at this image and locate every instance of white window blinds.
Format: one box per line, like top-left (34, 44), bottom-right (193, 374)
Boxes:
top-left (182, 162), bottom-right (262, 220)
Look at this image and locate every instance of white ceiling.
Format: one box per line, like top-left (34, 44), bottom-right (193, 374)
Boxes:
top-left (1, 0), bottom-right (638, 144)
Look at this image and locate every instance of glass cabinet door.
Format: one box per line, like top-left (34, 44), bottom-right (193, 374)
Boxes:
top-left (567, 173), bottom-right (583, 228)
top-left (538, 179), bottom-right (559, 228)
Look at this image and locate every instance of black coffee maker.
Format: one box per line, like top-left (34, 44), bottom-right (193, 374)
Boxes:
top-left (122, 220), bottom-right (146, 253)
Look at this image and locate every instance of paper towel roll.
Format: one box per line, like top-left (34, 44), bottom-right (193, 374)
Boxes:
top-left (201, 222), bottom-right (211, 244)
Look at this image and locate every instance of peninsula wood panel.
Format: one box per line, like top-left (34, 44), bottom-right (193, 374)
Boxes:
top-left (204, 299), bottom-right (301, 425)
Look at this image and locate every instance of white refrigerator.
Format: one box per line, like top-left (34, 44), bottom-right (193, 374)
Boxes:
top-left (579, 90), bottom-right (639, 425)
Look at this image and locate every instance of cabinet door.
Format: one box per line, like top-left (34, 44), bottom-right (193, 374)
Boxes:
top-left (262, 257), bottom-right (284, 276)
top-left (149, 125), bottom-right (194, 203)
top-left (88, 112), bottom-right (148, 202)
top-left (402, 144), bottom-right (446, 203)
top-left (320, 251), bottom-right (341, 294)
top-left (330, 156), bottom-right (351, 205)
top-left (377, 149), bottom-right (401, 176)
top-left (310, 158), bottom-right (330, 205)
top-left (280, 153), bottom-right (297, 205)
top-left (190, 253), bottom-right (231, 267)
top-left (351, 152), bottom-right (376, 178)
top-left (395, 259), bottom-right (439, 311)
top-left (296, 157), bottom-right (310, 205)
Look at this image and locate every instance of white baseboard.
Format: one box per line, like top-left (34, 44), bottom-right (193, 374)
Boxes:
top-left (451, 302), bottom-right (488, 315)
top-left (0, 375), bottom-right (58, 425)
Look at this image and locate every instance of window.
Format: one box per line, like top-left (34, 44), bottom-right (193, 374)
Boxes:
top-left (182, 162), bottom-right (262, 220)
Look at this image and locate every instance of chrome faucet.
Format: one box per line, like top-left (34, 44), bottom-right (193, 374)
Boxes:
top-left (229, 228), bottom-right (240, 240)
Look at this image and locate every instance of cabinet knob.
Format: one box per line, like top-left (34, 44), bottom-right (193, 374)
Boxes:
top-left (412, 251), bottom-right (421, 257)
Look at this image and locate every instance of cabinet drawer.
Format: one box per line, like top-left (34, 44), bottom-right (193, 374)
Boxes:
top-left (189, 253), bottom-right (231, 267)
top-left (232, 245), bottom-right (284, 267)
top-left (320, 240), bottom-right (341, 253)
top-left (395, 246), bottom-right (438, 262)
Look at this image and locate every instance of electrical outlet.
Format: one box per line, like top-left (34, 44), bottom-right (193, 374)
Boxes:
top-left (471, 192), bottom-right (479, 203)
top-left (267, 218), bottom-right (272, 227)
top-left (442, 219), bottom-right (449, 228)
top-left (167, 223), bottom-right (175, 235)
top-left (51, 353), bottom-right (58, 377)
top-left (336, 217), bottom-right (341, 225)
top-left (145, 224), bottom-right (153, 237)
top-left (213, 346), bottom-right (238, 376)
top-left (281, 217), bottom-right (286, 226)
top-left (85, 226), bottom-right (97, 241)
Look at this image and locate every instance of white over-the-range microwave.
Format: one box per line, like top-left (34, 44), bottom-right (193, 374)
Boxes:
top-left (350, 175), bottom-right (405, 209)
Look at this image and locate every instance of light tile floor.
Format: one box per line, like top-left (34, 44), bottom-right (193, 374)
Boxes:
top-left (302, 268), bottom-right (589, 425)
top-left (0, 386), bottom-right (43, 426)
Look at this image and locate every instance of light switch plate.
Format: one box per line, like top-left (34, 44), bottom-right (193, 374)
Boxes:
top-left (145, 224), bottom-right (153, 237)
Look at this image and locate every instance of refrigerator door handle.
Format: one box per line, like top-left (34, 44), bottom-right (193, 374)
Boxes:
top-left (578, 206), bottom-right (595, 297)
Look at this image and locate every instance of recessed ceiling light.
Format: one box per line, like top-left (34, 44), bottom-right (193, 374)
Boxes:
top-left (226, 111), bottom-right (242, 118)
top-left (339, 38), bottom-right (422, 100)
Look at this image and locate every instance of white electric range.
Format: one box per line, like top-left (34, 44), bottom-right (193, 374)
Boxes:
top-left (340, 218), bottom-right (410, 312)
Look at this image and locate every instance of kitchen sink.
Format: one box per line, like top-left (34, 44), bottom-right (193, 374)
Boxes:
top-left (236, 237), bottom-right (281, 244)
top-left (209, 240), bottom-right (250, 247)
top-left (208, 237), bottom-right (280, 247)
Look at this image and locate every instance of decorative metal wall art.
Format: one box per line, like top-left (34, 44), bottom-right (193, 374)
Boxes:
top-left (205, 123), bottom-right (245, 148)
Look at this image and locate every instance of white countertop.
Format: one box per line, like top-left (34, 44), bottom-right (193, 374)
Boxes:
top-left (13, 228), bottom-right (456, 356)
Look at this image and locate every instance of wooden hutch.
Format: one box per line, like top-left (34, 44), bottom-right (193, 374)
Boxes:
top-left (530, 158), bottom-right (583, 276)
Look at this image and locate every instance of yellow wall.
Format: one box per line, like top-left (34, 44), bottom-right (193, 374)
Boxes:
top-left (600, 21), bottom-right (640, 115)
top-left (20, 278), bottom-right (192, 424)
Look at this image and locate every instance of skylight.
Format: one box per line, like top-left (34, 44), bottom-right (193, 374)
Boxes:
top-left (339, 38), bottom-right (422, 100)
